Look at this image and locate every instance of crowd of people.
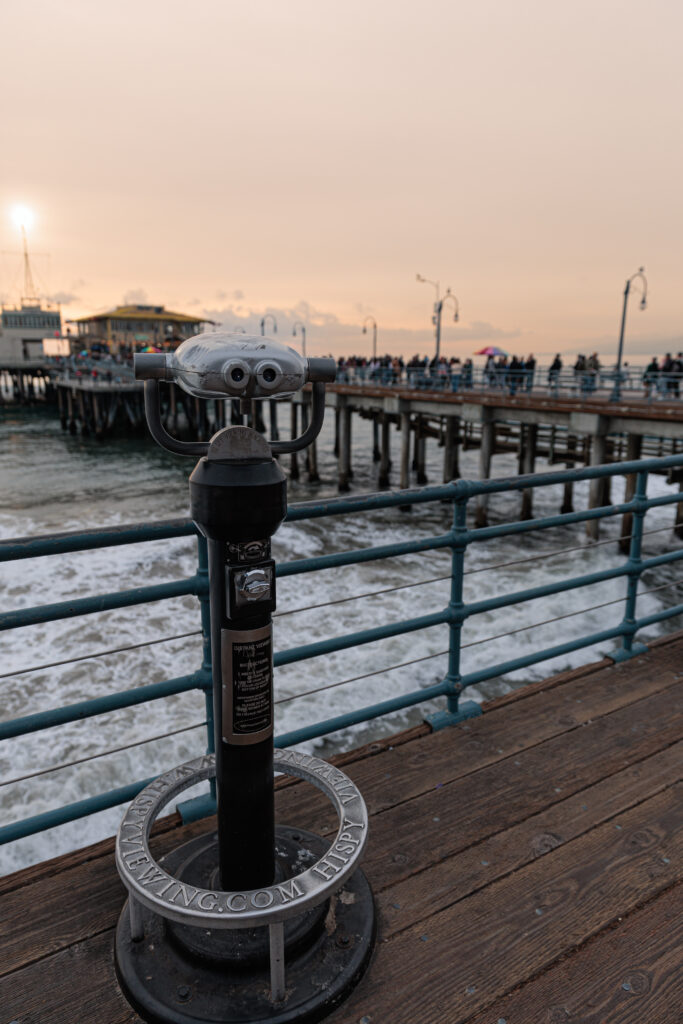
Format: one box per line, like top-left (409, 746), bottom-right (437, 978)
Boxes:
top-left (334, 350), bottom-right (683, 399)
top-left (51, 345), bottom-right (683, 401)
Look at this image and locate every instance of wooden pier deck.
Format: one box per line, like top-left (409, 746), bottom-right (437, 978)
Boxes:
top-left (1, 632), bottom-right (681, 1023)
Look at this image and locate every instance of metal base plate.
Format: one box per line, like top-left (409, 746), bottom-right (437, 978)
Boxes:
top-left (115, 825), bottom-right (376, 1024)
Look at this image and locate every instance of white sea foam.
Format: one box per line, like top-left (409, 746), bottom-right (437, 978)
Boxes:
top-left (0, 406), bottom-right (681, 873)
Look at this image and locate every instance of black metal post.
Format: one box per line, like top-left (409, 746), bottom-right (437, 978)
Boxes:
top-left (190, 453), bottom-right (286, 890)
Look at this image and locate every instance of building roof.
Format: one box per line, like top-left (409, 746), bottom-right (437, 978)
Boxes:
top-left (73, 304), bottom-right (212, 325)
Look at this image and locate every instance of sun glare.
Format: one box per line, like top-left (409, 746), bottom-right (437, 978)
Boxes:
top-left (10, 203), bottom-right (35, 231)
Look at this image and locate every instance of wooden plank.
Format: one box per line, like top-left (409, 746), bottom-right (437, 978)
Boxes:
top-left (0, 723), bottom-right (429, 899)
top-left (465, 883), bottom-right (683, 1024)
top-left (0, 645), bottom-right (663, 905)
top-left (481, 653), bottom-right (613, 711)
top-left (273, 649), bottom-right (683, 831)
top-left (326, 785), bottom-right (683, 1023)
top-left (0, 731), bottom-right (428, 978)
top-left (2, 682), bottom-right (680, 982)
top-left (0, 814), bottom-right (181, 899)
top-left (482, 627), bottom-right (683, 714)
top-left (285, 680), bottom-right (683, 892)
top-left (3, 632), bottom-right (679, 903)
top-left (378, 739), bottom-right (683, 940)
top-left (0, 928), bottom-right (139, 1024)
top-left (5, 785), bottom-right (680, 1024)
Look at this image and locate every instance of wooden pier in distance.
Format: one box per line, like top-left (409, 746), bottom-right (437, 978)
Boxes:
top-left (1, 630), bottom-right (681, 1023)
top-left (17, 372), bottom-right (683, 536)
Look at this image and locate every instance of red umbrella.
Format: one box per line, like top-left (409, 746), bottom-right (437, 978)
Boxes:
top-left (474, 346), bottom-right (508, 357)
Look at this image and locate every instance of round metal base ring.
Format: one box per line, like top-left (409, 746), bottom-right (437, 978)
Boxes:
top-left (115, 826), bottom-right (376, 1024)
top-left (114, 749), bottom-right (377, 1022)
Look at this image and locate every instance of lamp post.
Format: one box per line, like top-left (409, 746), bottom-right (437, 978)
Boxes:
top-left (292, 321), bottom-right (306, 358)
top-left (260, 314), bottom-right (277, 336)
top-left (416, 274), bottom-right (460, 361)
top-left (612, 268), bottom-right (647, 402)
top-left (362, 316), bottom-right (378, 361)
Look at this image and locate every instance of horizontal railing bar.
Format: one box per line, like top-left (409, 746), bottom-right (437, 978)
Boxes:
top-left (277, 533), bottom-right (455, 577)
top-left (5, 598), bottom-right (683, 843)
top-left (274, 678), bottom-right (450, 748)
top-left (468, 499), bottom-right (639, 544)
top-left (0, 721), bottom-right (206, 789)
top-left (1, 519), bottom-right (674, 678)
top-left (0, 630), bottom-right (202, 680)
top-left (274, 649), bottom-right (449, 704)
top-left (2, 453), bottom-right (681, 567)
top-left (284, 454), bottom-right (683, 518)
top-left (0, 518), bottom-right (196, 562)
top-left (275, 574), bottom-right (454, 617)
top-left (0, 777), bottom-right (156, 845)
top-left (273, 608), bottom-right (450, 667)
top-left (453, 452), bottom-right (683, 499)
top-left (0, 576), bottom-right (207, 632)
top-left (635, 601), bottom-right (683, 630)
top-left (0, 671), bottom-right (209, 740)
top-left (461, 564), bottom-right (628, 619)
top-left (458, 548), bottom-right (683, 622)
top-left (284, 485), bottom-right (458, 520)
top-left (275, 576), bottom-right (682, 705)
top-left (274, 524), bottom-right (679, 618)
top-left (459, 623), bottom-right (629, 688)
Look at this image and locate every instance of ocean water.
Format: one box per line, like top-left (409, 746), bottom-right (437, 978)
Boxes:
top-left (1, 402), bottom-right (681, 874)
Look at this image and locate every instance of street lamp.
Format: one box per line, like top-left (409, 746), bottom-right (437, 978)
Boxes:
top-left (362, 316), bottom-right (378, 361)
top-left (292, 321), bottom-right (306, 357)
top-left (612, 267), bottom-right (647, 402)
top-left (416, 274), bottom-right (460, 361)
top-left (260, 314), bottom-right (277, 336)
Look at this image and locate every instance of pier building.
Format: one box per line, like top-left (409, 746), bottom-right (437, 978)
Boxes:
top-left (71, 304), bottom-right (214, 354)
top-left (0, 299), bottom-right (62, 362)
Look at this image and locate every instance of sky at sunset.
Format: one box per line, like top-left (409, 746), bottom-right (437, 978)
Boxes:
top-left (1, 0), bottom-right (682, 361)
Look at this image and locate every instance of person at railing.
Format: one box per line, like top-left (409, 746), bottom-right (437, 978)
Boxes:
top-left (660, 353), bottom-right (681, 398)
top-left (406, 354), bottom-right (423, 386)
top-left (674, 353), bottom-right (683, 399)
top-left (448, 356), bottom-right (462, 392)
top-left (548, 353), bottom-right (562, 393)
top-left (494, 354), bottom-right (508, 389)
top-left (484, 354), bottom-right (496, 388)
top-left (524, 354), bottom-right (536, 391)
top-left (461, 357), bottom-right (473, 389)
top-left (643, 356), bottom-right (659, 398)
top-left (508, 355), bottom-right (523, 395)
top-left (573, 354), bottom-right (586, 393)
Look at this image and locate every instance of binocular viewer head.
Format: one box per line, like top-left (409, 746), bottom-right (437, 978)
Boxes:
top-left (134, 331), bottom-right (335, 400)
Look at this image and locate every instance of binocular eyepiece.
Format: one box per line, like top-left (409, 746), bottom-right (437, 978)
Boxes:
top-left (134, 331), bottom-right (335, 400)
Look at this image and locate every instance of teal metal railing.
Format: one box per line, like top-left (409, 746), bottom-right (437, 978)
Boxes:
top-left (1, 453), bottom-right (683, 845)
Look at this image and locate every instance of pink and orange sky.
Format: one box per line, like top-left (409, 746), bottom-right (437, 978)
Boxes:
top-left (1, 0), bottom-right (682, 361)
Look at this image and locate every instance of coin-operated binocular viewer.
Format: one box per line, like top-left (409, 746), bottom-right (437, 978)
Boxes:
top-left (114, 333), bottom-right (375, 1024)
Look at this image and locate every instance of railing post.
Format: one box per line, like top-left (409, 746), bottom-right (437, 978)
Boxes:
top-left (178, 533), bottom-right (216, 823)
top-left (428, 495), bottom-right (481, 729)
top-left (196, 533), bottom-right (215, 762)
top-left (614, 469), bottom-right (649, 662)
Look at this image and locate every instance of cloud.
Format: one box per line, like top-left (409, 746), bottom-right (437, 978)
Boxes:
top-left (196, 300), bottom-right (522, 358)
top-left (123, 287), bottom-right (148, 304)
top-left (233, 289), bottom-right (244, 301)
top-left (445, 320), bottom-right (521, 342)
top-left (49, 290), bottom-right (80, 304)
